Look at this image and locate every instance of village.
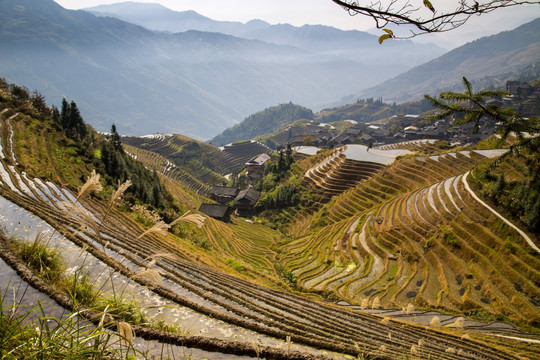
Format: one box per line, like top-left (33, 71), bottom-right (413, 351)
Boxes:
top-left (196, 80), bottom-right (540, 221)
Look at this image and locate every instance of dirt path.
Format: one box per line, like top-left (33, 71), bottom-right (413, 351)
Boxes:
top-left (463, 171), bottom-right (539, 254)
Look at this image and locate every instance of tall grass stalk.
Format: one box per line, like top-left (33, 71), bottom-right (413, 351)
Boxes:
top-left (0, 286), bottom-right (143, 360)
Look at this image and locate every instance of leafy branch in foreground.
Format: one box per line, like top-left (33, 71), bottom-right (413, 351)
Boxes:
top-left (425, 76), bottom-right (540, 177)
top-left (332, 0), bottom-right (540, 41)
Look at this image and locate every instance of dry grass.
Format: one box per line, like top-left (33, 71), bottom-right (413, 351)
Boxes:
top-left (430, 316), bottom-right (441, 328)
top-left (117, 321), bottom-right (134, 344)
top-left (371, 296), bottom-right (381, 309)
top-left (170, 210), bottom-right (206, 229)
top-left (108, 179), bottom-right (132, 211)
top-left (452, 317), bottom-right (465, 328)
top-left (137, 221), bottom-right (170, 240)
top-left (76, 169), bottom-right (102, 203)
top-left (131, 268), bottom-right (163, 287)
top-left (361, 298), bottom-right (369, 310)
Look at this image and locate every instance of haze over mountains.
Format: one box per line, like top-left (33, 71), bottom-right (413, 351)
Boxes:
top-left (0, 0), bottom-right (442, 139)
top-left (1, 0), bottom-right (538, 140)
top-left (86, 2), bottom-right (443, 64)
top-left (345, 18), bottom-right (540, 104)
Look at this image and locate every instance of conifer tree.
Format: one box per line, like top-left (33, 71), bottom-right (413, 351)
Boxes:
top-left (60, 98), bottom-right (69, 129)
top-left (285, 143), bottom-right (294, 166)
top-left (110, 124), bottom-right (124, 153)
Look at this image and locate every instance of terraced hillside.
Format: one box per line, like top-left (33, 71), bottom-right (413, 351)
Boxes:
top-left (213, 141), bottom-right (270, 174)
top-left (304, 145), bottom-right (408, 201)
top-left (123, 135), bottom-right (270, 179)
top-left (125, 143), bottom-right (211, 196)
top-left (122, 134), bottom-right (225, 186)
top-left (281, 143), bottom-right (540, 331)
top-left (2, 93), bottom-right (537, 359)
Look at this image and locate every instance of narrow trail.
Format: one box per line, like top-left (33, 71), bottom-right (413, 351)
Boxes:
top-left (463, 171), bottom-right (540, 254)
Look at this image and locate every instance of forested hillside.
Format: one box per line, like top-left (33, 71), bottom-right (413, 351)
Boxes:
top-left (209, 103), bottom-right (314, 146)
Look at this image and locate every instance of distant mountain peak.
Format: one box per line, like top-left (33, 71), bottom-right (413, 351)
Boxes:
top-left (346, 17), bottom-right (540, 105)
top-left (1, 0), bottom-right (444, 140)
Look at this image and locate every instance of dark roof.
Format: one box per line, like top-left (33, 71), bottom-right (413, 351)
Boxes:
top-left (362, 134), bottom-right (375, 141)
top-left (209, 186), bottom-right (239, 197)
top-left (345, 128), bottom-right (362, 136)
top-left (198, 204), bottom-right (229, 219)
top-left (234, 188), bottom-right (261, 206)
top-left (246, 153), bottom-right (271, 166)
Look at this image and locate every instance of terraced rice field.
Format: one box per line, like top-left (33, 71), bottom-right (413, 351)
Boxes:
top-left (2, 111), bottom-right (535, 358)
top-left (122, 134), bottom-right (225, 185)
top-left (125, 144), bottom-right (211, 196)
top-left (213, 141), bottom-right (270, 174)
top-left (304, 145), bottom-right (407, 201)
top-left (283, 142), bottom-right (540, 332)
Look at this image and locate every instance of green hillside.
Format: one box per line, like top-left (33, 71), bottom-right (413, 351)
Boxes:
top-left (209, 103), bottom-right (314, 146)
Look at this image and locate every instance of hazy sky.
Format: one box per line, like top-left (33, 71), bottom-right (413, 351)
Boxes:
top-left (53, 1), bottom-right (540, 48)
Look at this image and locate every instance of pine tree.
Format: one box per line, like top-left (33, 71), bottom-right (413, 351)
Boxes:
top-left (110, 124), bottom-right (124, 153)
top-left (51, 106), bottom-right (60, 125)
top-left (285, 143), bottom-right (294, 166)
top-left (60, 98), bottom-right (69, 129)
top-left (278, 150), bottom-right (286, 173)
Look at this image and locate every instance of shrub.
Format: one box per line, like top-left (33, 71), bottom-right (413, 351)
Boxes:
top-left (16, 238), bottom-right (65, 284)
top-left (98, 297), bottom-right (147, 326)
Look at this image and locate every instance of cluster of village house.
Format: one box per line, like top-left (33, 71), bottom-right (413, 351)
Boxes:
top-left (198, 153), bottom-right (270, 220)
top-left (267, 80), bottom-right (538, 149)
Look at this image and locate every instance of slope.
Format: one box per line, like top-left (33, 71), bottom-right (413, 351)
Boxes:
top-left (0, 78), bottom-right (532, 360)
top-left (209, 103), bottom-right (314, 146)
top-left (346, 17), bottom-right (540, 104)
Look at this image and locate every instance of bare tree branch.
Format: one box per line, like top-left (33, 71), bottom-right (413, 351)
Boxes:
top-left (332, 0), bottom-right (540, 39)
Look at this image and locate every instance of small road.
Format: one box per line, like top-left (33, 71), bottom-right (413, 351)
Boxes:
top-left (463, 171), bottom-right (540, 254)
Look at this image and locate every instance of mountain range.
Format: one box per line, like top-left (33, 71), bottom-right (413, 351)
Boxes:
top-left (1, 0), bottom-right (538, 140)
top-left (344, 17), bottom-right (540, 104)
top-left (86, 2), bottom-right (443, 64)
top-left (0, 0), bottom-right (443, 139)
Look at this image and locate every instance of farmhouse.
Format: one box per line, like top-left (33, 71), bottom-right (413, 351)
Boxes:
top-left (198, 203), bottom-right (230, 222)
top-left (233, 188), bottom-right (261, 215)
top-left (209, 186), bottom-right (239, 204)
top-left (246, 153), bottom-right (271, 180)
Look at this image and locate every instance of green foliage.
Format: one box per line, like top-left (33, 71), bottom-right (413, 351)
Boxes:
top-left (283, 271), bottom-right (298, 289)
top-left (425, 77), bottom-right (511, 132)
top-left (98, 297), bottom-right (147, 325)
top-left (226, 258), bottom-right (247, 272)
top-left (210, 103), bottom-right (314, 146)
top-left (255, 145), bottom-right (304, 213)
top-left (478, 165), bottom-right (540, 233)
top-left (443, 231), bottom-right (459, 248)
top-left (257, 183), bottom-right (300, 209)
top-left (96, 127), bottom-right (166, 210)
top-left (59, 98), bottom-right (88, 142)
top-left (64, 271), bottom-right (98, 307)
top-left (16, 239), bottom-right (65, 284)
